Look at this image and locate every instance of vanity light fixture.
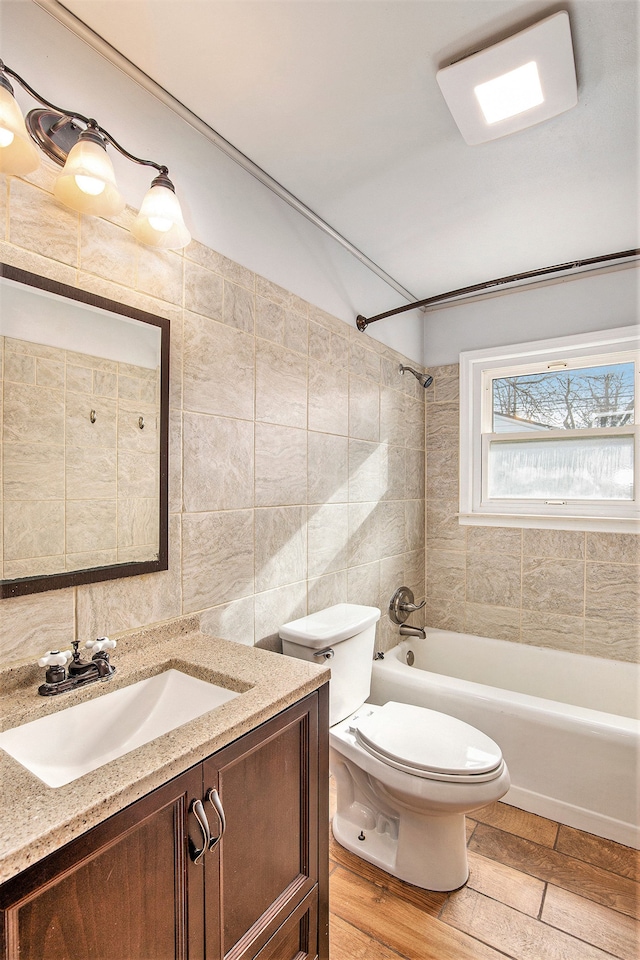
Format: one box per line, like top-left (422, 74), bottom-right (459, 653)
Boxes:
top-left (436, 11), bottom-right (577, 145)
top-left (0, 59), bottom-right (191, 249)
top-left (0, 68), bottom-right (40, 173)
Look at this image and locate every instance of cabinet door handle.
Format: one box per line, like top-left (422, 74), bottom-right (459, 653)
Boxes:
top-left (206, 788), bottom-right (226, 850)
top-left (189, 798), bottom-right (212, 864)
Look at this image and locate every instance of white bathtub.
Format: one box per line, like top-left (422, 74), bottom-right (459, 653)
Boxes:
top-left (369, 629), bottom-right (640, 848)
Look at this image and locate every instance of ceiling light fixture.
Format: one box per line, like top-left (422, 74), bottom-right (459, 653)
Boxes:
top-left (436, 11), bottom-right (577, 145)
top-left (0, 59), bottom-right (191, 249)
top-left (474, 61), bottom-right (543, 124)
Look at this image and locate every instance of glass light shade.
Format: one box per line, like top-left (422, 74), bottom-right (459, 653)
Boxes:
top-left (132, 179), bottom-right (191, 249)
top-left (54, 135), bottom-right (125, 216)
top-left (0, 85), bottom-right (40, 175)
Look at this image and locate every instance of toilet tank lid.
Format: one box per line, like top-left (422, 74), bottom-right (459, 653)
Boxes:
top-left (279, 603), bottom-right (381, 647)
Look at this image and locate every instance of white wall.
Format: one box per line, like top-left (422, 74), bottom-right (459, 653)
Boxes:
top-left (423, 265), bottom-right (639, 365)
top-left (0, 280), bottom-right (160, 366)
top-left (1, 0), bottom-right (425, 363)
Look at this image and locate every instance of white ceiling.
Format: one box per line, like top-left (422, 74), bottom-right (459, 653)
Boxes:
top-left (54, 0), bottom-right (639, 304)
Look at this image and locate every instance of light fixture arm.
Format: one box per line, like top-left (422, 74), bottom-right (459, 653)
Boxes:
top-left (0, 59), bottom-right (168, 176)
top-left (1, 59), bottom-right (84, 124)
top-left (94, 126), bottom-right (168, 176)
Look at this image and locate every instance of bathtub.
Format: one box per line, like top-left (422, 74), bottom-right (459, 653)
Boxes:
top-left (369, 629), bottom-right (639, 848)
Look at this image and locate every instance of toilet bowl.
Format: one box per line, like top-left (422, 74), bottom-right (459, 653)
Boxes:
top-left (279, 603), bottom-right (510, 891)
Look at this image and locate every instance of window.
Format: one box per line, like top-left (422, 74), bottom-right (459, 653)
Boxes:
top-left (459, 327), bottom-right (639, 532)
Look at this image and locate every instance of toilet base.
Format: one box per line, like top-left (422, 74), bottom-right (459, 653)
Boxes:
top-left (331, 754), bottom-right (471, 891)
top-left (332, 806), bottom-right (469, 892)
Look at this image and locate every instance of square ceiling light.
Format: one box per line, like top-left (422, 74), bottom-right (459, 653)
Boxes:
top-left (436, 11), bottom-right (577, 145)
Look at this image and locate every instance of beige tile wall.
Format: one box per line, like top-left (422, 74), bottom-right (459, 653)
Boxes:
top-left (1, 337), bottom-right (159, 578)
top-left (5, 167), bottom-right (633, 670)
top-left (424, 365), bottom-right (640, 663)
top-left (0, 168), bottom-right (426, 667)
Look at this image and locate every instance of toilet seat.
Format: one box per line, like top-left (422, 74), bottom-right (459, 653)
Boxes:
top-left (352, 701), bottom-right (505, 784)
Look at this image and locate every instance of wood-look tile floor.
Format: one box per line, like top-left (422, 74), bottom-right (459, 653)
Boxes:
top-left (328, 782), bottom-right (640, 960)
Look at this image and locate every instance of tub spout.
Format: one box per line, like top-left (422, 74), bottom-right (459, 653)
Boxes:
top-left (399, 624), bottom-right (426, 639)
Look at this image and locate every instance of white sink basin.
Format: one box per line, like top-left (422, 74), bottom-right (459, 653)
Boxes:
top-left (0, 670), bottom-right (239, 788)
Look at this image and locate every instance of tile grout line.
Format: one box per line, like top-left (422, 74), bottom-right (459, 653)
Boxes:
top-left (472, 821), bottom-right (640, 904)
top-left (537, 880), bottom-right (549, 921)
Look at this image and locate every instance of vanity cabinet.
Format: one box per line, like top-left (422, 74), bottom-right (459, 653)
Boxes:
top-left (0, 686), bottom-right (329, 960)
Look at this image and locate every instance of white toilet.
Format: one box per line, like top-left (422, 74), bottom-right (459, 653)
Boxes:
top-left (279, 603), bottom-right (510, 891)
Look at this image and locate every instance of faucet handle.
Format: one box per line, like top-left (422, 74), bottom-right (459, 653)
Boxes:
top-left (86, 637), bottom-right (116, 653)
top-left (38, 650), bottom-right (72, 667)
top-left (389, 586), bottom-right (426, 625)
top-left (400, 598), bottom-right (426, 614)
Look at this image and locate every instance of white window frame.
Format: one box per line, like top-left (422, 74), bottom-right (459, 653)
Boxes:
top-left (459, 326), bottom-right (640, 533)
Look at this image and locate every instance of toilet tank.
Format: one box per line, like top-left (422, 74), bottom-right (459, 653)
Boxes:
top-left (279, 604), bottom-right (381, 725)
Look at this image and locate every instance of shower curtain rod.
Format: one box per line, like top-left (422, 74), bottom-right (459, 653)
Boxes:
top-left (356, 249), bottom-right (640, 331)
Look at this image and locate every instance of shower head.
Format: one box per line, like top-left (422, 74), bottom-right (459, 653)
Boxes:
top-left (398, 364), bottom-right (433, 389)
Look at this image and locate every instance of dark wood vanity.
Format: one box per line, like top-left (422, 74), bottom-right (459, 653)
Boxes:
top-left (0, 686), bottom-right (329, 960)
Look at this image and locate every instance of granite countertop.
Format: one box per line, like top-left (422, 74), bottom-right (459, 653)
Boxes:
top-left (0, 617), bottom-right (329, 885)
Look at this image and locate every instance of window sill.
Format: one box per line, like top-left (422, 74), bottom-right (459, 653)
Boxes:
top-left (457, 512), bottom-right (640, 534)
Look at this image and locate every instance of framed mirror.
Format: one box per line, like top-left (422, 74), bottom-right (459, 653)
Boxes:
top-left (1, 264), bottom-right (169, 599)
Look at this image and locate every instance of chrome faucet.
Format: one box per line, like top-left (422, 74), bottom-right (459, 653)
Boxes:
top-left (399, 624), bottom-right (426, 639)
top-left (38, 639), bottom-right (117, 696)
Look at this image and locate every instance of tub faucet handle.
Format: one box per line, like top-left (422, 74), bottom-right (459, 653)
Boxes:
top-left (389, 586), bottom-right (426, 625)
top-left (401, 598), bottom-right (426, 614)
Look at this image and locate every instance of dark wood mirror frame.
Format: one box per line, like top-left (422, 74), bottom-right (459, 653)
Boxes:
top-left (0, 263), bottom-right (170, 600)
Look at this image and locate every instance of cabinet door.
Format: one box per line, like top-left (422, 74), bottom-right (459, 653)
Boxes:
top-left (253, 888), bottom-right (318, 960)
top-left (0, 766), bottom-right (205, 960)
top-left (202, 690), bottom-right (327, 960)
